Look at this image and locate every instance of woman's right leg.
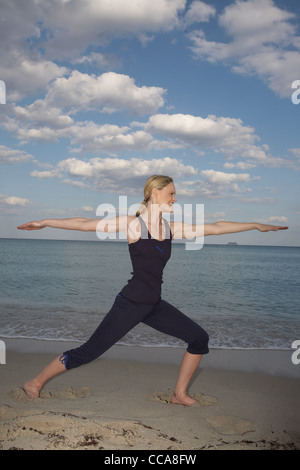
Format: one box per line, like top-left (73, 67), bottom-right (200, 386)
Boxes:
top-left (23, 295), bottom-right (151, 398)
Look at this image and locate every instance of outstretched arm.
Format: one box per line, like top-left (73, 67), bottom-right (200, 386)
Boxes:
top-left (172, 221), bottom-right (288, 238)
top-left (17, 216), bottom-right (130, 233)
top-left (204, 221), bottom-right (288, 236)
top-left (17, 218), bottom-right (96, 231)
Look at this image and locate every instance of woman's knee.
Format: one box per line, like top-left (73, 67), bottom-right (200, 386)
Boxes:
top-left (187, 328), bottom-right (209, 355)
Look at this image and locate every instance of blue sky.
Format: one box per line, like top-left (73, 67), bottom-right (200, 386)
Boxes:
top-left (0, 0), bottom-right (299, 245)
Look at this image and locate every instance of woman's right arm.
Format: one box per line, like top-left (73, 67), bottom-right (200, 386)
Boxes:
top-left (17, 216), bottom-right (133, 233)
top-left (17, 218), bottom-right (96, 231)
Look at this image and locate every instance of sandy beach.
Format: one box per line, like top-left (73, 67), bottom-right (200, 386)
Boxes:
top-left (0, 338), bottom-right (299, 451)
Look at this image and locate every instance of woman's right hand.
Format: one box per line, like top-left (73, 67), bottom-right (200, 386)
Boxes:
top-left (17, 220), bottom-right (46, 231)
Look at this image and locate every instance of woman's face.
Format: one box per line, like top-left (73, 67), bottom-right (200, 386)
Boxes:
top-left (152, 182), bottom-right (177, 213)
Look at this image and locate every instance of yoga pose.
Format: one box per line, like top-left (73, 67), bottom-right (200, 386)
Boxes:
top-left (17, 175), bottom-right (288, 406)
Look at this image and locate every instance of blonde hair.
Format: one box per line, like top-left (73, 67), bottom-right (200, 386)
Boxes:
top-left (136, 175), bottom-right (173, 217)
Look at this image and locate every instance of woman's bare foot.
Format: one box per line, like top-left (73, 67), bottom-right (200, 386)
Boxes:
top-left (170, 393), bottom-right (198, 407)
top-left (22, 355), bottom-right (67, 399)
top-left (23, 380), bottom-right (41, 399)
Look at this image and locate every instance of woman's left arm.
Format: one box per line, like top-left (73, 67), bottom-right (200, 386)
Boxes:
top-left (204, 221), bottom-right (288, 236)
top-left (172, 221), bottom-right (288, 238)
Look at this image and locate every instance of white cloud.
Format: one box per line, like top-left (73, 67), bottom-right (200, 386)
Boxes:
top-left (189, 0), bottom-right (300, 97)
top-left (176, 169), bottom-right (255, 199)
top-left (137, 113), bottom-right (283, 166)
top-left (3, 72), bottom-right (166, 150)
top-left (223, 161), bottom-right (256, 170)
top-left (3, 196), bottom-right (30, 206)
top-left (13, 101), bottom-right (74, 129)
top-left (45, 71), bottom-right (166, 114)
top-left (39, 0), bottom-right (186, 59)
top-left (8, 116), bottom-right (161, 153)
top-left (183, 1), bottom-right (216, 27)
top-left (31, 156), bottom-right (197, 194)
top-left (0, 194), bottom-right (31, 213)
top-left (200, 169), bottom-right (250, 186)
top-left (288, 148), bottom-right (300, 159)
top-left (9, 71), bottom-right (165, 119)
top-left (5, 100), bottom-right (287, 167)
top-left (283, 148), bottom-right (300, 170)
top-left (3, 71), bottom-right (166, 146)
top-left (82, 206), bottom-right (95, 213)
top-left (31, 170), bottom-right (61, 180)
top-left (142, 113), bottom-right (255, 148)
top-left (268, 216), bottom-right (288, 223)
top-left (0, 0), bottom-right (183, 101)
top-left (0, 193), bottom-right (31, 216)
top-left (218, 0), bottom-right (295, 41)
top-left (0, 146), bottom-right (34, 165)
top-left (0, 51), bottom-right (67, 102)
top-left (71, 52), bottom-right (122, 70)
top-left (70, 124), bottom-right (154, 154)
top-left (0, 1), bottom-right (64, 100)
top-left (62, 179), bottom-right (89, 188)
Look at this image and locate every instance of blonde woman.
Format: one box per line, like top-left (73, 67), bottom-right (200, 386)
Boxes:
top-left (17, 175), bottom-right (288, 406)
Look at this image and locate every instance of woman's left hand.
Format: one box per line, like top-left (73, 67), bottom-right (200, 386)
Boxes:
top-left (256, 223), bottom-right (289, 232)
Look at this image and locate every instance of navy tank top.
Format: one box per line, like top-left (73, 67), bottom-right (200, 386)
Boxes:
top-left (120, 216), bottom-right (172, 304)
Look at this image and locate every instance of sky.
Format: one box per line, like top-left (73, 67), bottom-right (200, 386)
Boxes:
top-left (0, 0), bottom-right (299, 246)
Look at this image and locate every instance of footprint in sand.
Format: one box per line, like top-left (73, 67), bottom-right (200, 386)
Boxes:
top-left (206, 415), bottom-right (255, 435)
top-left (10, 386), bottom-right (90, 402)
top-left (152, 392), bottom-right (218, 406)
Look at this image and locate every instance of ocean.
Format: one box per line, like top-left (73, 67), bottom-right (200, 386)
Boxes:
top-left (0, 238), bottom-right (299, 350)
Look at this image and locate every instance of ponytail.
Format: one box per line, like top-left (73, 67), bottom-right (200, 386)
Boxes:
top-left (136, 200), bottom-right (147, 217)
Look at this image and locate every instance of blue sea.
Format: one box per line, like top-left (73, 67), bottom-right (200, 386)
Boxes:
top-left (0, 238), bottom-right (299, 350)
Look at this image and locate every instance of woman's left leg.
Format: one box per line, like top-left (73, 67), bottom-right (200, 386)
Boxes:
top-left (143, 299), bottom-right (209, 406)
top-left (23, 355), bottom-right (67, 398)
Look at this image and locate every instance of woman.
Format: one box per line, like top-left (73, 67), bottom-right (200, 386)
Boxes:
top-left (17, 175), bottom-right (288, 406)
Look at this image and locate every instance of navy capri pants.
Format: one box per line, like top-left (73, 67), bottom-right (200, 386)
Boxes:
top-left (62, 293), bottom-right (209, 370)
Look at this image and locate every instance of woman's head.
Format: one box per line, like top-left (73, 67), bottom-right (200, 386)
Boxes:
top-left (136, 175), bottom-right (176, 216)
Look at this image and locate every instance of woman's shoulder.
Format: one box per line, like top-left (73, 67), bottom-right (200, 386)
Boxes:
top-left (127, 215), bottom-right (141, 244)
